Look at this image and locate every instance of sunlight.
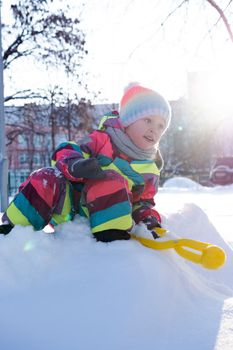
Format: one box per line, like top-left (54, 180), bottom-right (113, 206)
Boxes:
top-left (23, 240), bottom-right (36, 252)
top-left (189, 68), bottom-right (233, 120)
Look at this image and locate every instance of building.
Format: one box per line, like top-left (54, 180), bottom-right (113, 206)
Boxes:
top-left (5, 103), bottom-right (116, 194)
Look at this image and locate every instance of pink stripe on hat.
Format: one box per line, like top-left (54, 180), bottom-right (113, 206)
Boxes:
top-left (119, 82), bottom-right (171, 128)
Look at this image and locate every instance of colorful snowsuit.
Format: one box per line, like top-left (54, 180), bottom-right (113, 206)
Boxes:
top-left (3, 115), bottom-right (161, 234)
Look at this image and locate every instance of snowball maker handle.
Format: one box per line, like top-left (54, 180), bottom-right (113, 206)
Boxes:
top-left (131, 235), bottom-right (226, 270)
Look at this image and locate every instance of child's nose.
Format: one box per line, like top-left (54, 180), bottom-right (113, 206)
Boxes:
top-left (150, 125), bottom-right (157, 133)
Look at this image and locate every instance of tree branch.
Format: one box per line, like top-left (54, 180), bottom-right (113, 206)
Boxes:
top-left (4, 90), bottom-right (44, 103)
top-left (206, 0), bottom-right (233, 43)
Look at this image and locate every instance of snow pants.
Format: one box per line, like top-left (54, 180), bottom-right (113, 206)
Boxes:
top-left (3, 167), bottom-right (133, 233)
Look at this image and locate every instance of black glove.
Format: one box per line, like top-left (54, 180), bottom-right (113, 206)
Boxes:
top-left (143, 215), bottom-right (161, 231)
top-left (68, 158), bottom-right (106, 179)
top-left (142, 216), bottom-right (161, 239)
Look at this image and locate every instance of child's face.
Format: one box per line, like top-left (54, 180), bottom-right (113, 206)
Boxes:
top-left (125, 115), bottom-right (166, 150)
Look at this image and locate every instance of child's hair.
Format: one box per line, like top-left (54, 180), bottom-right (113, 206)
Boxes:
top-left (119, 82), bottom-right (171, 129)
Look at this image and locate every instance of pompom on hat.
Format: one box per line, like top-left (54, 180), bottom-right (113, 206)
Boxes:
top-left (119, 82), bottom-right (171, 129)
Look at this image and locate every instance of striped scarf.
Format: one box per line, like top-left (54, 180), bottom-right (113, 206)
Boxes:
top-left (105, 126), bottom-right (156, 161)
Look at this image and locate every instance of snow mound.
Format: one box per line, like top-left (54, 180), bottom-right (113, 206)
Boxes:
top-left (0, 207), bottom-right (233, 350)
top-left (163, 176), bottom-right (203, 189)
top-left (163, 202), bottom-right (233, 292)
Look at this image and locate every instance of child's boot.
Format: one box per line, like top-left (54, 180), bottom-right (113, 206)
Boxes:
top-left (94, 229), bottom-right (130, 242)
top-left (0, 223), bottom-right (14, 235)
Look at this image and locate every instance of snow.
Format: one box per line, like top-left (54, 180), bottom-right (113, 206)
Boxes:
top-left (1, 177), bottom-right (233, 350)
top-left (163, 176), bottom-right (203, 189)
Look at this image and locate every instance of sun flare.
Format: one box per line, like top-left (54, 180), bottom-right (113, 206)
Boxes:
top-left (189, 69), bottom-right (233, 118)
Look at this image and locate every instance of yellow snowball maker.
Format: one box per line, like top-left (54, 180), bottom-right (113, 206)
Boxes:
top-left (131, 228), bottom-right (226, 270)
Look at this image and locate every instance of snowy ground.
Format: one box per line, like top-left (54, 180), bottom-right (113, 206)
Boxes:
top-left (0, 177), bottom-right (233, 350)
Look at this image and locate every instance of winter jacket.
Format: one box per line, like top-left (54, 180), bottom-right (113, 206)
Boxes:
top-left (3, 114), bottom-right (162, 233)
top-left (52, 114), bottom-right (162, 229)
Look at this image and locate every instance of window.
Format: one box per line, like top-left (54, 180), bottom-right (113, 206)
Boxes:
top-left (18, 135), bottom-right (28, 147)
top-left (19, 153), bottom-right (29, 164)
top-left (33, 153), bottom-right (41, 165)
top-left (34, 134), bottom-right (43, 147)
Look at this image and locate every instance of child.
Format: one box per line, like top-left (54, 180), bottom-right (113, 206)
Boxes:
top-left (0, 83), bottom-right (171, 242)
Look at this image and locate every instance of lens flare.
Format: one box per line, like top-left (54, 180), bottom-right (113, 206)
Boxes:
top-left (24, 240), bottom-right (36, 252)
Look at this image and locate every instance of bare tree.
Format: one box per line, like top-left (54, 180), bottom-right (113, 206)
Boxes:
top-left (48, 92), bottom-right (95, 145)
top-left (6, 102), bottom-right (50, 176)
top-left (2, 0), bottom-right (87, 103)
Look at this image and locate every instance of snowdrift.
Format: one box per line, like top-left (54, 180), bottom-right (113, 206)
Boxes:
top-left (0, 185), bottom-right (233, 350)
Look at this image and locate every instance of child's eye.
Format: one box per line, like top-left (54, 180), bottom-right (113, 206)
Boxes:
top-left (145, 118), bottom-right (151, 124)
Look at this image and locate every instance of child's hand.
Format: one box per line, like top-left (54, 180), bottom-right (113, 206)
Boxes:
top-left (68, 158), bottom-right (106, 179)
top-left (143, 215), bottom-right (161, 230)
top-left (142, 215), bottom-right (162, 239)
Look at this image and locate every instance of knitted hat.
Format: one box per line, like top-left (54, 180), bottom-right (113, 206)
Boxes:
top-left (119, 82), bottom-right (171, 128)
